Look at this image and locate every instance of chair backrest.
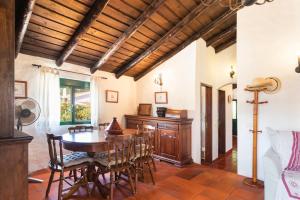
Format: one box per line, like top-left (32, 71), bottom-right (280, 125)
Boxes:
top-left (68, 125), bottom-right (94, 133)
top-left (104, 134), bottom-right (134, 168)
top-left (134, 130), bottom-right (155, 159)
top-left (46, 133), bottom-right (64, 169)
top-left (99, 123), bottom-right (110, 130)
top-left (137, 124), bottom-right (155, 134)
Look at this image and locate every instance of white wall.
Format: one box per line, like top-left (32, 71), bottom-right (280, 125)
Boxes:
top-left (15, 53), bottom-right (137, 172)
top-left (196, 41), bottom-right (236, 161)
top-left (136, 42), bottom-right (197, 113)
top-left (237, 0), bottom-right (300, 180)
top-left (136, 39), bottom-right (236, 163)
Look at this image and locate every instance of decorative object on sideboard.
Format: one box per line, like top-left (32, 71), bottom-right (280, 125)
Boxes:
top-left (15, 80), bottom-right (28, 99)
top-left (165, 109), bottom-right (188, 119)
top-left (105, 117), bottom-right (123, 135)
top-left (155, 91), bottom-right (168, 104)
top-left (295, 56), bottom-right (300, 73)
top-left (199, 0), bottom-right (274, 11)
top-left (15, 98), bottom-right (41, 131)
top-left (156, 107), bottom-right (167, 117)
top-left (243, 76), bottom-right (281, 188)
top-left (106, 90), bottom-right (118, 103)
top-left (138, 104), bottom-right (152, 116)
top-left (154, 73), bottom-right (163, 91)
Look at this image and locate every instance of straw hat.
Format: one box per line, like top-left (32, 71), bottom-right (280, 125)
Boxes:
top-left (245, 77), bottom-right (281, 94)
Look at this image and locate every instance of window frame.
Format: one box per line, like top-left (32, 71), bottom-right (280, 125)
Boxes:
top-left (60, 78), bottom-right (91, 125)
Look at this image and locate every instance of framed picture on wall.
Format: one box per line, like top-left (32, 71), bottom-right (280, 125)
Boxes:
top-left (155, 92), bottom-right (168, 104)
top-left (106, 90), bottom-right (119, 103)
top-left (15, 81), bottom-right (27, 99)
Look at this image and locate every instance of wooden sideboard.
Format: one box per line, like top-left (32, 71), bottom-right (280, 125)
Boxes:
top-left (125, 115), bottom-right (193, 167)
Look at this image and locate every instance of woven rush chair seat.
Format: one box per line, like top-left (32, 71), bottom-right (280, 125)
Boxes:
top-left (56, 152), bottom-right (92, 168)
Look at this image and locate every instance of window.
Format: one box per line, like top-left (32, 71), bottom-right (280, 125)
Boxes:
top-left (60, 78), bottom-right (91, 125)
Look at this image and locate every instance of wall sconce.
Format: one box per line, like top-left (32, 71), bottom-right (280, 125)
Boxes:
top-left (230, 65), bottom-right (235, 79)
top-left (295, 56), bottom-right (300, 73)
top-left (154, 73), bottom-right (163, 91)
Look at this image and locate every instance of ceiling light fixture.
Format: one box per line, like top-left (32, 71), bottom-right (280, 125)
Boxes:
top-left (200, 0), bottom-right (274, 11)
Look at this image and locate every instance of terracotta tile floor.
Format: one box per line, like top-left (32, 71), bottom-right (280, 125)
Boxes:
top-left (210, 136), bottom-right (237, 173)
top-left (29, 159), bottom-right (263, 200)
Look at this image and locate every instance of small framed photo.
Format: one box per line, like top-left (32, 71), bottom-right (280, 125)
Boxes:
top-left (15, 81), bottom-right (27, 99)
top-left (106, 90), bottom-right (118, 103)
top-left (155, 92), bottom-right (168, 104)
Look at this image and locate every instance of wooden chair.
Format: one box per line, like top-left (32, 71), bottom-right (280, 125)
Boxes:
top-left (94, 135), bottom-right (135, 200)
top-left (67, 126), bottom-right (94, 179)
top-left (132, 130), bottom-right (156, 191)
top-left (46, 133), bottom-right (92, 200)
top-left (68, 125), bottom-right (94, 133)
top-left (137, 124), bottom-right (157, 171)
top-left (98, 123), bottom-right (110, 130)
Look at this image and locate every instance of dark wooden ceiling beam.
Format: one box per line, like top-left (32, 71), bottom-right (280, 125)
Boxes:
top-left (115, 2), bottom-right (215, 78)
top-left (15, 0), bottom-right (36, 58)
top-left (56, 0), bottom-right (109, 67)
top-left (90, 0), bottom-right (166, 74)
top-left (206, 25), bottom-right (236, 47)
top-left (215, 38), bottom-right (236, 53)
top-left (134, 9), bottom-right (237, 81)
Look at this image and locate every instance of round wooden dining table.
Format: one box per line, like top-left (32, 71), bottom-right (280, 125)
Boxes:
top-left (62, 129), bottom-right (137, 154)
top-left (61, 129), bottom-right (137, 199)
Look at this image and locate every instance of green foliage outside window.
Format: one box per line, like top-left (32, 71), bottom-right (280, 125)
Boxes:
top-left (60, 78), bottom-right (91, 125)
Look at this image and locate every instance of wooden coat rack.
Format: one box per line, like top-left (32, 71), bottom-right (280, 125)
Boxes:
top-left (243, 89), bottom-right (267, 188)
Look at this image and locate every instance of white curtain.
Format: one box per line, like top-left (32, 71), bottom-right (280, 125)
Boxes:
top-left (91, 76), bottom-right (101, 127)
top-left (37, 66), bottom-right (60, 132)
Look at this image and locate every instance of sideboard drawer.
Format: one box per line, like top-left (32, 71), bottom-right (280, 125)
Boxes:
top-left (157, 123), bottom-right (178, 130)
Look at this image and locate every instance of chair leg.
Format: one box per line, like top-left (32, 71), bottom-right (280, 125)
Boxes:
top-left (45, 170), bottom-right (55, 197)
top-left (126, 168), bottom-right (136, 194)
top-left (58, 171), bottom-right (64, 200)
top-left (73, 169), bottom-right (78, 182)
top-left (109, 171), bottom-right (115, 200)
top-left (151, 157), bottom-right (157, 172)
top-left (101, 173), bottom-right (106, 184)
top-left (134, 166), bottom-right (138, 192)
top-left (147, 161), bottom-right (155, 185)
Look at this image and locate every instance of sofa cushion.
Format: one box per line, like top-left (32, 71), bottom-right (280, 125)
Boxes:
top-left (267, 128), bottom-right (294, 169)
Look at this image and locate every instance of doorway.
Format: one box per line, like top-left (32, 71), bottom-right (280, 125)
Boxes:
top-left (200, 83), bottom-right (213, 164)
top-left (211, 83), bottom-right (237, 173)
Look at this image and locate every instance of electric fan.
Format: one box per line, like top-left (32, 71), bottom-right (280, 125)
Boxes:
top-left (15, 98), bottom-right (41, 131)
top-left (15, 98), bottom-right (43, 183)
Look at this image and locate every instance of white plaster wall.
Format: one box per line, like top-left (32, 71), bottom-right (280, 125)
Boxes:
top-left (136, 39), bottom-right (236, 163)
top-left (15, 54), bottom-right (137, 172)
top-left (136, 42), bottom-right (197, 113)
top-left (196, 41), bottom-right (236, 161)
top-left (219, 84), bottom-right (233, 152)
top-left (237, 0), bottom-right (300, 180)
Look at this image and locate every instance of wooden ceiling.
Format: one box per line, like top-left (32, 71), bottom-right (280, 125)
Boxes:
top-left (16, 0), bottom-right (237, 81)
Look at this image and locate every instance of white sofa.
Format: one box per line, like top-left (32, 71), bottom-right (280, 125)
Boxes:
top-left (263, 128), bottom-right (300, 200)
top-left (263, 148), bottom-right (282, 200)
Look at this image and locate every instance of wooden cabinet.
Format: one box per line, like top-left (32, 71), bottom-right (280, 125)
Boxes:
top-left (125, 115), bottom-right (193, 167)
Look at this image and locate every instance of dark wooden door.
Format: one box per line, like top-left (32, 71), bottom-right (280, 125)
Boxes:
top-left (158, 129), bottom-right (178, 160)
top-left (204, 86), bottom-right (213, 163)
top-left (218, 90), bottom-right (226, 155)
